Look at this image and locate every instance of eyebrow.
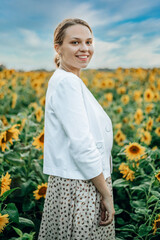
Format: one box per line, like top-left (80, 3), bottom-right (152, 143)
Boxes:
top-left (70, 37), bottom-right (92, 40)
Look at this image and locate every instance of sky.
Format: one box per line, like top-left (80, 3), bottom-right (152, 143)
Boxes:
top-left (0, 0), bottom-right (160, 71)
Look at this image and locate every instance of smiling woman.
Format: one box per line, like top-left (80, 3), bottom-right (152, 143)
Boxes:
top-left (38, 18), bottom-right (115, 240)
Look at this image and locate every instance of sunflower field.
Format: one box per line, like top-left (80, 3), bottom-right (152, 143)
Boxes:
top-left (0, 67), bottom-right (160, 240)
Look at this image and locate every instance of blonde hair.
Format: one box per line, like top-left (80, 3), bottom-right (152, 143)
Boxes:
top-left (54, 18), bottom-right (93, 68)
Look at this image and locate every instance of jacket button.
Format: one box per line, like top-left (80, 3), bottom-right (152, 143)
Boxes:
top-left (96, 142), bottom-right (102, 148)
top-left (105, 126), bottom-right (110, 132)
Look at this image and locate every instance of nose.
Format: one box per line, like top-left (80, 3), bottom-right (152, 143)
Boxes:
top-left (80, 42), bottom-right (88, 51)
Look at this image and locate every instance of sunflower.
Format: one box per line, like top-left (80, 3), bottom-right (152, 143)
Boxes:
top-left (115, 123), bottom-right (122, 129)
top-left (32, 129), bottom-right (44, 150)
top-left (116, 106), bottom-right (123, 113)
top-left (19, 118), bottom-right (27, 131)
top-left (156, 116), bottom-right (160, 122)
top-left (133, 90), bottom-right (142, 101)
top-left (155, 127), bottom-right (160, 137)
top-left (0, 172), bottom-right (12, 196)
top-left (121, 94), bottom-right (130, 105)
top-left (145, 103), bottom-right (154, 114)
top-left (146, 117), bottom-right (153, 131)
top-left (119, 162), bottom-right (135, 181)
top-left (140, 131), bottom-right (152, 145)
top-left (104, 93), bottom-right (113, 102)
top-left (124, 142), bottom-right (146, 161)
top-left (0, 124), bottom-right (20, 152)
top-left (152, 146), bottom-right (158, 151)
top-left (134, 108), bottom-right (143, 124)
top-left (33, 183), bottom-right (48, 200)
top-left (0, 213), bottom-right (9, 233)
top-left (153, 91), bottom-right (159, 102)
top-left (155, 172), bottom-right (160, 182)
top-left (144, 88), bottom-right (154, 102)
top-left (153, 215), bottom-right (160, 235)
top-left (114, 130), bottom-right (126, 146)
top-left (35, 106), bottom-right (43, 122)
top-left (117, 86), bottom-right (126, 94)
top-left (39, 96), bottom-right (46, 106)
top-left (11, 93), bottom-right (17, 109)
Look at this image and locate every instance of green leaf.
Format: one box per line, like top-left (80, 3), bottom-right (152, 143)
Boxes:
top-left (138, 224), bottom-right (152, 237)
top-left (116, 224), bottom-right (136, 232)
top-left (130, 200), bottom-right (146, 208)
top-left (12, 226), bottom-right (23, 237)
top-left (116, 217), bottom-right (125, 225)
top-left (18, 217), bottom-right (35, 228)
top-left (4, 151), bottom-right (25, 166)
top-left (112, 178), bottom-right (129, 188)
top-left (1, 203), bottom-right (19, 223)
top-left (115, 209), bottom-right (123, 215)
top-left (22, 200), bottom-right (35, 212)
top-left (0, 187), bottom-right (20, 202)
top-left (147, 195), bottom-right (159, 204)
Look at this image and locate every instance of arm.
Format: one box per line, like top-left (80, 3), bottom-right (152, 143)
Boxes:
top-left (91, 172), bottom-right (115, 226)
top-left (50, 76), bottom-right (103, 180)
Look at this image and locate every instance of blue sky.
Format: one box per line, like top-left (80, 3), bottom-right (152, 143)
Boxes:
top-left (0, 0), bottom-right (160, 71)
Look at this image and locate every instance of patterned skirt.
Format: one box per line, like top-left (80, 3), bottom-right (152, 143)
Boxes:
top-left (38, 175), bottom-right (115, 240)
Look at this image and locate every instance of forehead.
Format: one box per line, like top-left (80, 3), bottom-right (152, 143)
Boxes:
top-left (64, 24), bottom-right (93, 40)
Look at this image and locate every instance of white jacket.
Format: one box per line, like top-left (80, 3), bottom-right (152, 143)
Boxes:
top-left (43, 68), bottom-right (113, 180)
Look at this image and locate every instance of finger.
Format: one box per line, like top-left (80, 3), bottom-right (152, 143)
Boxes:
top-left (99, 215), bottom-right (114, 226)
top-left (101, 210), bottom-right (106, 221)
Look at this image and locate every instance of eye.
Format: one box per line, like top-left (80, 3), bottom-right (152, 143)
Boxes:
top-left (87, 41), bottom-right (92, 44)
top-left (71, 41), bottom-right (79, 45)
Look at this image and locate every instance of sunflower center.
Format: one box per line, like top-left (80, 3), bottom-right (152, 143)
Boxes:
top-left (38, 186), bottom-right (47, 195)
top-left (156, 220), bottom-right (160, 228)
top-left (129, 146), bottom-right (140, 154)
top-left (39, 134), bottom-right (44, 143)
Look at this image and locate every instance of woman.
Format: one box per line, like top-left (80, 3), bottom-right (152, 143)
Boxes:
top-left (38, 18), bottom-right (115, 240)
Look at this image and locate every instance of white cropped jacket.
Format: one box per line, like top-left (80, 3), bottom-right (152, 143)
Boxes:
top-left (43, 68), bottom-right (113, 180)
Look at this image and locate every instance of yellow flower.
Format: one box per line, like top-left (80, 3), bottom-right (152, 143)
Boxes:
top-left (133, 90), bottom-right (142, 101)
top-left (152, 146), bottom-right (158, 151)
top-left (119, 163), bottom-right (135, 181)
top-left (156, 116), bottom-right (160, 122)
top-left (32, 129), bottom-right (44, 150)
top-left (104, 92), bottom-right (113, 102)
top-left (0, 124), bottom-right (20, 152)
top-left (155, 127), bottom-right (160, 137)
top-left (115, 123), bottom-right (122, 129)
top-left (134, 108), bottom-right (143, 124)
top-left (39, 96), bottom-right (46, 106)
top-left (0, 213), bottom-right (9, 233)
top-left (117, 86), bottom-right (126, 94)
top-left (153, 91), bottom-right (159, 102)
top-left (121, 94), bottom-right (130, 105)
top-left (19, 118), bottom-right (27, 131)
top-left (11, 93), bottom-right (17, 109)
top-left (144, 88), bottom-right (154, 102)
top-left (155, 172), bottom-right (160, 182)
top-left (35, 106), bottom-right (43, 122)
top-left (140, 131), bottom-right (152, 145)
top-left (124, 142), bottom-right (146, 161)
top-left (145, 103), bottom-right (154, 114)
top-left (117, 106), bottom-right (123, 113)
top-left (33, 183), bottom-right (47, 200)
top-left (152, 215), bottom-right (160, 235)
top-left (146, 117), bottom-right (153, 131)
top-left (114, 129), bottom-right (126, 146)
top-left (0, 172), bottom-right (12, 196)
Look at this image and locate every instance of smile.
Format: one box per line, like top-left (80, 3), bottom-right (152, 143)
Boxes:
top-left (76, 55), bottom-right (89, 61)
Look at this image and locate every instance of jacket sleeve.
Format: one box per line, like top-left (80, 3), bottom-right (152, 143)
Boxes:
top-left (50, 76), bottom-right (103, 180)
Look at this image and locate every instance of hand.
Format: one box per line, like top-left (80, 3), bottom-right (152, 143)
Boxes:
top-left (99, 194), bottom-right (115, 226)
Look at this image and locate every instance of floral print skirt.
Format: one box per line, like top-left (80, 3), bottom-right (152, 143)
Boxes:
top-left (38, 175), bottom-right (115, 240)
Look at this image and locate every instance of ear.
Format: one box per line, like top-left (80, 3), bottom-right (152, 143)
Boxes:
top-left (54, 44), bottom-right (60, 54)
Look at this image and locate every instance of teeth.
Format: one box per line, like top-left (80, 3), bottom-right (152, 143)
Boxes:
top-left (77, 56), bottom-right (88, 58)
